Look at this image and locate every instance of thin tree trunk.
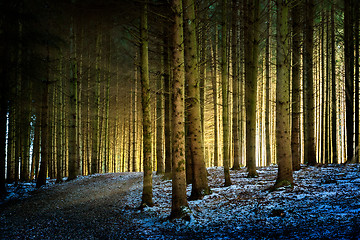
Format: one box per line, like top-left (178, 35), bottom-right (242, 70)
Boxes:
top-left (68, 20), bottom-right (79, 181)
top-left (164, 29), bottom-right (172, 178)
top-left (331, 2), bottom-right (338, 164)
top-left (56, 63), bottom-right (63, 182)
top-left (221, 0), bottom-right (232, 186)
top-left (354, 0), bottom-right (359, 163)
top-left (291, 0), bottom-right (301, 170)
top-left (156, 46), bottom-right (165, 175)
top-left (265, 0), bottom-right (272, 167)
top-left (211, 34), bottom-right (219, 167)
top-left (132, 63), bottom-right (138, 172)
top-left (231, 0), bottom-right (241, 170)
top-left (91, 31), bottom-right (101, 174)
top-left (0, 72), bottom-right (8, 196)
top-left (36, 80), bottom-right (49, 188)
top-left (31, 104), bottom-right (41, 180)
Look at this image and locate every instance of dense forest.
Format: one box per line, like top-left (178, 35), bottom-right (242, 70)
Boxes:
top-left (0, 0), bottom-right (359, 220)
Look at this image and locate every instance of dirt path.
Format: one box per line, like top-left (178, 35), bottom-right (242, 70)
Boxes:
top-left (0, 173), bottom-right (145, 240)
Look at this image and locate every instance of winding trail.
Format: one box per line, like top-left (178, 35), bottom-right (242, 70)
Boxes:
top-left (0, 173), bottom-right (145, 239)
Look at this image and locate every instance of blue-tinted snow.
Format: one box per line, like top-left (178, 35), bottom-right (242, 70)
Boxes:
top-left (129, 164), bottom-right (360, 239)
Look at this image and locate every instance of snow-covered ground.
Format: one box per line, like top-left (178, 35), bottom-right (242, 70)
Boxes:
top-left (2, 164), bottom-right (360, 239)
top-left (131, 164), bottom-right (360, 239)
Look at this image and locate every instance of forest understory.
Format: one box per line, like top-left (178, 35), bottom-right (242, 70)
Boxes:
top-left (1, 164), bottom-right (360, 240)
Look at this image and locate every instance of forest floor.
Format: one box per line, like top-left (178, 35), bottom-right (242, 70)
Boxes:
top-left (1, 164), bottom-right (360, 239)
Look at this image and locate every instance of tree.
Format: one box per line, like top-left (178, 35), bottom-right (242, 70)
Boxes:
top-left (221, 0), bottom-right (232, 186)
top-left (68, 18), bottom-right (79, 181)
top-left (291, 0), bottom-right (301, 171)
top-left (156, 46), bottom-right (165, 175)
top-left (0, 63), bottom-right (8, 197)
top-left (330, 1), bottom-right (337, 164)
top-left (274, 0), bottom-right (293, 189)
top-left (265, 0), bottom-right (272, 167)
top-left (91, 31), bottom-right (101, 174)
top-left (303, 0), bottom-right (316, 166)
top-left (183, 0), bottom-right (210, 200)
top-left (211, 32), bottom-right (219, 167)
top-left (163, 26), bottom-right (172, 178)
top-left (244, 0), bottom-right (259, 177)
top-left (36, 78), bottom-right (50, 188)
top-left (344, 0), bottom-right (355, 163)
top-left (231, 0), bottom-right (241, 170)
top-left (139, 0), bottom-right (153, 208)
top-left (170, 0), bottom-right (190, 219)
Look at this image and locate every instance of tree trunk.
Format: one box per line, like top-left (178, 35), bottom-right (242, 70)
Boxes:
top-left (265, 0), bottom-right (272, 167)
top-left (56, 67), bottom-right (63, 182)
top-left (0, 73), bottom-right (8, 196)
top-left (140, 0), bottom-right (154, 208)
top-left (211, 33), bottom-right (219, 167)
top-left (132, 63), bottom-right (138, 172)
top-left (245, 0), bottom-right (259, 177)
top-left (31, 103), bottom-right (41, 180)
top-left (221, 0), bottom-right (232, 186)
top-left (331, 2), bottom-right (338, 164)
top-left (231, 0), bottom-right (241, 170)
top-left (164, 27), bottom-right (172, 178)
top-left (91, 31), bottom-right (101, 174)
top-left (68, 20), bottom-right (79, 181)
top-left (304, 0), bottom-right (316, 166)
top-left (354, 0), bottom-right (359, 163)
top-left (291, 0), bottom-right (301, 171)
top-left (183, 0), bottom-right (210, 199)
top-left (36, 79), bottom-right (49, 188)
top-left (274, 0), bottom-right (293, 189)
top-left (170, 0), bottom-right (190, 219)
top-left (156, 46), bottom-right (165, 175)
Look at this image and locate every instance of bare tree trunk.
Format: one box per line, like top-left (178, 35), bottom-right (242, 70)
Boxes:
top-left (221, 0), bottom-right (232, 186)
top-left (231, 0), bottom-right (241, 170)
top-left (139, 0), bottom-right (154, 208)
top-left (274, 0), bottom-right (293, 189)
top-left (245, 0), bottom-right (259, 177)
top-left (170, 0), bottom-right (189, 219)
top-left (68, 19), bottom-right (79, 181)
top-left (183, 0), bottom-right (210, 199)
top-left (291, 0), bottom-right (301, 171)
top-left (156, 46), bottom-right (165, 175)
top-left (331, 2), bottom-right (338, 164)
top-left (211, 33), bottom-right (219, 167)
top-left (304, 0), bottom-right (316, 166)
top-left (265, 0), bottom-right (272, 167)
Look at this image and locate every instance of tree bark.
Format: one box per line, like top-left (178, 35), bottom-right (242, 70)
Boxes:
top-left (274, 0), bottom-right (293, 189)
top-left (221, 0), bottom-right (232, 186)
top-left (170, 0), bottom-right (190, 219)
top-left (231, 0), bottom-right (241, 170)
top-left (139, 1), bottom-right (154, 207)
top-left (330, 2), bottom-right (338, 164)
top-left (245, 0), bottom-right (259, 177)
top-left (303, 0), bottom-right (316, 166)
top-left (68, 20), bottom-right (79, 181)
top-left (265, 0), bottom-right (272, 167)
top-left (291, 0), bottom-right (301, 171)
top-left (183, 0), bottom-right (210, 199)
